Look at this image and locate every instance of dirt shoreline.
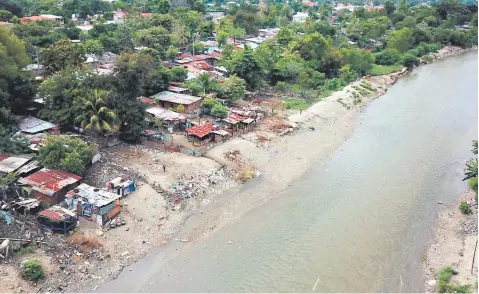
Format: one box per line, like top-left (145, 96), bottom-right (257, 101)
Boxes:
top-left (424, 191), bottom-right (478, 293)
top-left (0, 46), bottom-right (475, 293)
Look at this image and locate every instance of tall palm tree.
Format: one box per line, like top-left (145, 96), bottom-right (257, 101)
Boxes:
top-left (76, 89), bottom-right (118, 136)
top-left (472, 140), bottom-right (478, 155)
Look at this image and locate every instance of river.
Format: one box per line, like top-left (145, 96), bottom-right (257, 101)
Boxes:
top-left (98, 52), bottom-right (478, 292)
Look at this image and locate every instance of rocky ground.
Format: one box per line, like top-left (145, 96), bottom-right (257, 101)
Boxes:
top-left (424, 191), bottom-right (478, 293)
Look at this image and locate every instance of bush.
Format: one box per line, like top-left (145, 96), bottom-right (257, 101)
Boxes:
top-left (14, 244), bottom-right (36, 257)
top-left (437, 266), bottom-right (471, 293)
top-left (468, 177), bottom-right (477, 200)
top-left (211, 104), bottom-right (228, 118)
top-left (374, 49), bottom-right (402, 66)
top-left (21, 260), bottom-right (44, 281)
top-left (459, 201), bottom-right (472, 215)
top-left (284, 99), bottom-right (307, 110)
top-left (368, 64), bottom-right (404, 76)
top-left (236, 165), bottom-right (256, 182)
top-left (275, 81), bottom-right (289, 93)
top-left (422, 55), bottom-right (434, 63)
top-left (402, 53), bottom-right (420, 68)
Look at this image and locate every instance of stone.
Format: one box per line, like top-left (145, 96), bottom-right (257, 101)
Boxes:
top-left (438, 201), bottom-right (443, 204)
top-left (96, 230), bottom-right (104, 236)
top-left (228, 241), bottom-right (232, 244)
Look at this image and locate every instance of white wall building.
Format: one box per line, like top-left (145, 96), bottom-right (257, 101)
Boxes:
top-left (292, 12), bottom-right (308, 23)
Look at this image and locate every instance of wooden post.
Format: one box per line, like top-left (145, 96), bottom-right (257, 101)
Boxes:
top-left (472, 240), bottom-right (477, 274)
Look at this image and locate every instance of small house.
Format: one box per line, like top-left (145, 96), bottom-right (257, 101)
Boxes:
top-left (106, 177), bottom-right (136, 197)
top-left (152, 91), bottom-right (202, 113)
top-left (292, 12), bottom-right (308, 23)
top-left (65, 183), bottom-right (121, 226)
top-left (18, 168), bottom-right (82, 207)
top-left (146, 107), bottom-right (187, 132)
top-left (185, 124), bottom-right (214, 146)
top-left (37, 206), bottom-right (78, 235)
top-left (17, 116), bottom-right (58, 135)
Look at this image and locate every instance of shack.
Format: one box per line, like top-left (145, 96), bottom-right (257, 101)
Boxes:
top-left (18, 169), bottom-right (82, 207)
top-left (65, 183), bottom-right (121, 226)
top-left (106, 177), bottom-right (136, 197)
top-left (185, 124), bottom-right (214, 146)
top-left (152, 91), bottom-right (202, 113)
top-left (146, 107), bottom-right (187, 132)
top-left (17, 116), bottom-right (58, 135)
top-left (37, 206), bottom-right (78, 235)
top-left (0, 154), bottom-right (36, 174)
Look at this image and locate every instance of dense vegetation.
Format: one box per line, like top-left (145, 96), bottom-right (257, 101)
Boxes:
top-left (0, 0), bottom-right (476, 143)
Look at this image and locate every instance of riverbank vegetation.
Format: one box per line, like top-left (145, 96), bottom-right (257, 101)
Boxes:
top-left (463, 140), bottom-right (478, 201)
top-left (0, 0), bottom-right (477, 142)
top-left (437, 266), bottom-right (472, 293)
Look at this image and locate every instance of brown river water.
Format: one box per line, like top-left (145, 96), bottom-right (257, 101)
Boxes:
top-left (97, 51), bottom-right (478, 292)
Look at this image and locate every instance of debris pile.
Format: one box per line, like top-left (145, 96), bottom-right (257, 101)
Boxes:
top-left (166, 167), bottom-right (236, 206)
top-left (261, 116), bottom-right (293, 134)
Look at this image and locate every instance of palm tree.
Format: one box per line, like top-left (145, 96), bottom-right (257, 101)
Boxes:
top-left (463, 158), bottom-right (478, 181)
top-left (196, 73), bottom-right (215, 94)
top-left (76, 89), bottom-right (118, 136)
top-left (472, 140), bottom-right (478, 155)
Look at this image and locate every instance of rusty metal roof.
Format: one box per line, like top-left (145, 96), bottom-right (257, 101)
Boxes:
top-left (38, 206), bottom-right (76, 221)
top-left (18, 168), bottom-right (81, 197)
top-left (185, 124), bottom-right (214, 138)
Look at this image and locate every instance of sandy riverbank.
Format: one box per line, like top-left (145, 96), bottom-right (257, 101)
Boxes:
top-left (0, 46), bottom-right (475, 293)
top-left (424, 191), bottom-right (478, 292)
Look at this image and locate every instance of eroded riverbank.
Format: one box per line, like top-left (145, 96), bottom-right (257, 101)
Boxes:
top-left (96, 50), bottom-right (478, 292)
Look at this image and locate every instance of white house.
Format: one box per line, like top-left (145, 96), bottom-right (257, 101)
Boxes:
top-left (292, 12), bottom-right (308, 23)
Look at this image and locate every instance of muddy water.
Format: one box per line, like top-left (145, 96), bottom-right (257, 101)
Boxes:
top-left (99, 52), bottom-right (478, 292)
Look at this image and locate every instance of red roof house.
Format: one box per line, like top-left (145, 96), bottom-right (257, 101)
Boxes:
top-left (18, 168), bottom-right (82, 207)
top-left (185, 124), bottom-right (214, 146)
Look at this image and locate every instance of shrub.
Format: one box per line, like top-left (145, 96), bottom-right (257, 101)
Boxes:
top-left (284, 99), bottom-right (306, 110)
top-left (422, 55), bottom-right (434, 63)
top-left (275, 81), bottom-right (289, 93)
top-left (21, 260), bottom-right (44, 281)
top-left (402, 53), bottom-right (420, 68)
top-left (236, 165), bottom-right (256, 182)
top-left (468, 177), bottom-right (478, 200)
top-left (437, 266), bottom-right (471, 293)
top-left (374, 49), bottom-right (402, 66)
top-left (459, 201), bottom-right (472, 215)
top-left (211, 104), bottom-right (228, 118)
top-left (14, 244), bottom-right (37, 257)
top-left (368, 64), bottom-right (404, 76)
top-left (176, 105), bottom-right (185, 113)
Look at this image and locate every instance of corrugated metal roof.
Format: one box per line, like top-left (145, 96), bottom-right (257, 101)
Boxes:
top-left (0, 154), bottom-right (35, 173)
top-left (18, 116), bottom-right (56, 134)
top-left (146, 107), bottom-right (186, 121)
top-left (185, 124), bottom-right (214, 138)
top-left (66, 183), bottom-right (120, 207)
top-left (152, 91), bottom-right (202, 105)
top-left (38, 206), bottom-right (76, 221)
top-left (18, 168), bottom-right (81, 197)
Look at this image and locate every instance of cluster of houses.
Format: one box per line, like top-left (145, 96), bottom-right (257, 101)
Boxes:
top-left (0, 152), bottom-right (135, 235)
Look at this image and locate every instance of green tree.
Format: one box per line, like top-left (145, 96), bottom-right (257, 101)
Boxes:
top-left (387, 28), bottom-right (414, 53)
top-left (168, 66), bottom-right (188, 82)
top-left (375, 48), bottom-right (403, 65)
top-left (223, 47), bottom-right (264, 90)
top-left (21, 260), bottom-right (44, 282)
top-left (340, 47), bottom-right (375, 76)
top-left (75, 89), bottom-right (118, 136)
top-left (276, 27), bottom-right (294, 47)
top-left (41, 38), bottom-right (86, 75)
top-left (83, 39), bottom-right (104, 56)
top-left (221, 75), bottom-right (246, 103)
top-left (38, 135), bottom-right (95, 175)
top-left (463, 158), bottom-right (478, 181)
top-left (200, 97), bottom-right (219, 115)
top-left (135, 26), bottom-right (171, 57)
top-left (0, 10), bottom-right (13, 21)
top-left (402, 53), bottom-right (420, 68)
top-left (211, 103), bottom-right (228, 118)
top-left (0, 108), bottom-right (30, 154)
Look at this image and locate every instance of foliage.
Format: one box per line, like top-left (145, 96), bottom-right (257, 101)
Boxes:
top-left (41, 38), bottom-right (86, 75)
top-left (168, 66), bottom-right (188, 82)
top-left (188, 41), bottom-right (205, 54)
top-left (375, 49), bottom-right (403, 66)
top-left (0, 108), bottom-right (30, 154)
top-left (223, 47), bottom-right (264, 90)
top-left (221, 75), bottom-right (246, 103)
top-left (402, 53), bottom-right (420, 67)
top-left (200, 97), bottom-right (219, 115)
top-left (369, 64), bottom-right (404, 76)
top-left (468, 177), bottom-right (478, 197)
top-left (176, 104), bottom-right (185, 113)
top-left (387, 28), bottom-right (414, 53)
top-left (14, 244), bottom-right (37, 257)
top-left (275, 81), bottom-right (289, 92)
top-left (459, 201), bottom-right (472, 215)
top-left (340, 47), bottom-right (375, 76)
top-left (135, 26), bottom-right (171, 58)
top-left (21, 260), bottom-right (44, 282)
top-left (463, 158), bottom-right (478, 181)
top-left (83, 39), bottom-right (104, 56)
top-left (38, 136), bottom-right (95, 175)
top-left (284, 99), bottom-right (308, 111)
top-left (437, 266), bottom-right (472, 293)
top-left (211, 103), bottom-right (228, 118)
top-left (75, 89), bottom-right (118, 135)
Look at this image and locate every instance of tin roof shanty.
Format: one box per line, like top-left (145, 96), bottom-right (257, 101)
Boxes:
top-left (66, 183), bottom-right (121, 207)
top-left (0, 154), bottom-right (35, 174)
top-left (185, 124), bottom-right (214, 138)
top-left (152, 91), bottom-right (202, 105)
top-left (146, 107), bottom-right (187, 121)
top-left (18, 168), bottom-right (82, 197)
top-left (38, 205), bottom-right (77, 221)
top-left (18, 116), bottom-right (56, 134)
